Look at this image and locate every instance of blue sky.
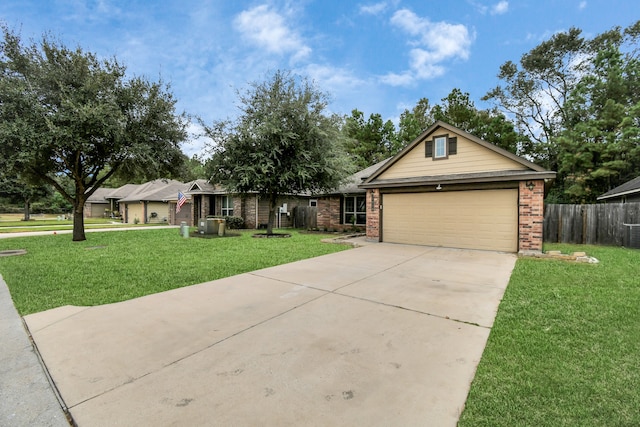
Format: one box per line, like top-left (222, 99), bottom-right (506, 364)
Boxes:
top-left (1, 0), bottom-right (638, 156)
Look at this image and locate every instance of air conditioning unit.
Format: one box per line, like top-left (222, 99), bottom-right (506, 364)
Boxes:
top-left (198, 218), bottom-right (216, 235)
top-left (626, 224), bottom-right (640, 249)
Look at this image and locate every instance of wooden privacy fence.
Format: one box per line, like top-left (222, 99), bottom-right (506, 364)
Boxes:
top-left (544, 203), bottom-right (640, 246)
top-left (292, 206), bottom-right (317, 229)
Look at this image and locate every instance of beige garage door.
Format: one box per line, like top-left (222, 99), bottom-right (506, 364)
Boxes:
top-left (382, 189), bottom-right (518, 252)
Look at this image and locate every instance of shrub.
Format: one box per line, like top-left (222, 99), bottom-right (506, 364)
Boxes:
top-left (224, 216), bottom-right (245, 229)
top-left (0, 204), bottom-right (23, 214)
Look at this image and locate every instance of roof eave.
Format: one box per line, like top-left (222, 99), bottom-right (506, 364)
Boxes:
top-left (359, 171), bottom-right (556, 189)
top-left (597, 188), bottom-right (640, 200)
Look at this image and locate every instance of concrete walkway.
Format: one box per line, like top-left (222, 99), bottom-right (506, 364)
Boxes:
top-left (0, 275), bottom-right (69, 426)
top-left (20, 243), bottom-right (516, 426)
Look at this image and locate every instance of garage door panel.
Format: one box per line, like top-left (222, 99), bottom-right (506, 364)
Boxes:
top-left (382, 190), bottom-right (518, 252)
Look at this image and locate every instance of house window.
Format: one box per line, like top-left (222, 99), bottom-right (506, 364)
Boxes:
top-left (309, 199), bottom-right (318, 207)
top-left (426, 134), bottom-right (456, 159)
top-left (434, 136), bottom-right (447, 159)
top-left (344, 195), bottom-right (366, 225)
top-left (222, 196), bottom-right (233, 216)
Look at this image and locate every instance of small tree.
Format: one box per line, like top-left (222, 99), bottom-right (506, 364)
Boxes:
top-left (204, 70), bottom-right (353, 235)
top-left (0, 27), bottom-right (187, 240)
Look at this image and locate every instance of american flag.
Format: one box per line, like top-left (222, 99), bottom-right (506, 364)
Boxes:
top-left (176, 191), bottom-right (187, 213)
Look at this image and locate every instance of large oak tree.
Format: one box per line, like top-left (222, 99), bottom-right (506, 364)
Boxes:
top-left (0, 27), bottom-right (187, 240)
top-left (204, 70), bottom-right (353, 235)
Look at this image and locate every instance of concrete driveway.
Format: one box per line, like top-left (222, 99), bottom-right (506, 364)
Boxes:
top-left (24, 242), bottom-right (516, 426)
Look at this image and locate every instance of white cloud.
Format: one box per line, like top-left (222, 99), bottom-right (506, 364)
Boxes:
top-left (359, 2), bottom-right (388, 15)
top-left (579, 1), bottom-right (587, 10)
top-left (380, 71), bottom-right (415, 86)
top-left (469, 1), bottom-right (509, 16)
top-left (491, 1), bottom-right (509, 15)
top-left (303, 64), bottom-right (366, 91)
top-left (382, 9), bottom-right (474, 85)
top-left (233, 4), bottom-right (311, 63)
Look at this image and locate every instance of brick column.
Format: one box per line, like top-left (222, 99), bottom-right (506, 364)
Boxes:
top-left (519, 180), bottom-right (544, 253)
top-left (317, 196), bottom-right (341, 231)
top-left (366, 189), bottom-right (380, 241)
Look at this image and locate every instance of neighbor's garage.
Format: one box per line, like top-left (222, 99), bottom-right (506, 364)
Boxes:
top-left (382, 189), bottom-right (518, 252)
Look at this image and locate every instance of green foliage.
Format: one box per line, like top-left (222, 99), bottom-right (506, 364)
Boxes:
top-left (393, 97), bottom-right (434, 149)
top-left (223, 215), bottom-right (244, 229)
top-left (0, 229), bottom-right (350, 315)
top-left (343, 109), bottom-right (397, 169)
top-left (203, 70), bottom-right (353, 234)
top-left (485, 21), bottom-right (640, 202)
top-left (557, 39), bottom-right (640, 203)
top-left (460, 244), bottom-right (640, 426)
top-left (0, 27), bottom-right (187, 240)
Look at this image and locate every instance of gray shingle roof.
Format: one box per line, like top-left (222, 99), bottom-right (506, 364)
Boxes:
top-left (597, 176), bottom-right (640, 200)
top-left (117, 179), bottom-right (189, 202)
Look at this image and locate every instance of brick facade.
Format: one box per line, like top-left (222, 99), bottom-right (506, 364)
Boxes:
top-left (518, 180), bottom-right (545, 253)
top-left (366, 189), bottom-right (380, 241)
top-left (316, 196), bottom-right (343, 231)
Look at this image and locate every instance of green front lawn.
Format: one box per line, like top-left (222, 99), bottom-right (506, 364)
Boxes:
top-left (0, 217), bottom-right (161, 233)
top-left (0, 229), bottom-right (350, 315)
top-left (459, 243), bottom-right (640, 426)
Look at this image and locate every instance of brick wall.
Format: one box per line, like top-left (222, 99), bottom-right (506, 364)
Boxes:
top-left (518, 180), bottom-right (545, 253)
top-left (317, 196), bottom-right (348, 231)
top-left (366, 189), bottom-right (380, 241)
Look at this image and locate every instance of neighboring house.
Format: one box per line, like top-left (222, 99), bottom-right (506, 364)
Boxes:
top-left (597, 176), bottom-right (640, 203)
top-left (359, 121), bottom-right (556, 253)
top-left (84, 187), bottom-right (114, 218)
top-left (168, 179), bottom-right (311, 228)
top-left (117, 179), bottom-right (188, 224)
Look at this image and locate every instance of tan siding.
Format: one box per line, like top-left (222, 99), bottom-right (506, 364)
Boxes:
top-left (126, 203), bottom-right (144, 224)
top-left (382, 189), bottom-right (518, 252)
top-left (89, 203), bottom-right (108, 218)
top-left (380, 133), bottom-right (528, 180)
top-left (146, 202), bottom-right (169, 223)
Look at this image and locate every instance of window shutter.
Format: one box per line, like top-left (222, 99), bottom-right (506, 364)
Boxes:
top-left (339, 196), bottom-right (344, 224)
top-left (448, 137), bottom-right (457, 155)
top-left (425, 140), bottom-right (433, 158)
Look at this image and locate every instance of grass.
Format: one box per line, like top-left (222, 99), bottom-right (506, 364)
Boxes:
top-left (0, 228), bottom-right (351, 315)
top-left (0, 216), bottom-right (165, 233)
top-left (459, 243), bottom-right (640, 426)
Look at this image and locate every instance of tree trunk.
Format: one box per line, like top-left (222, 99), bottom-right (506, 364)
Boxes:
top-left (267, 193), bottom-right (279, 235)
top-left (23, 198), bottom-right (31, 221)
top-left (72, 200), bottom-right (86, 241)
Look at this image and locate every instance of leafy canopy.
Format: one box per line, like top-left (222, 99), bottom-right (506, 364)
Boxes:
top-left (0, 26), bottom-right (187, 240)
top-left (204, 70), bottom-right (353, 234)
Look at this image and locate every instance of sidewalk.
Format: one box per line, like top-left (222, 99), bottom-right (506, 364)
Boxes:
top-left (0, 274), bottom-right (69, 426)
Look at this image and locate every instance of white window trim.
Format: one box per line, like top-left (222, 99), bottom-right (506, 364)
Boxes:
top-left (222, 195), bottom-right (234, 216)
top-left (434, 136), bottom-right (447, 159)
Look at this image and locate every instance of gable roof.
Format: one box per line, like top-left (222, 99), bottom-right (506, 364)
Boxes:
top-left (332, 158), bottom-right (391, 194)
top-left (184, 179), bottom-right (226, 195)
top-left (105, 184), bottom-right (141, 200)
top-left (361, 121), bottom-right (555, 189)
top-left (118, 179), bottom-right (188, 203)
top-left (85, 187), bottom-right (113, 203)
top-left (597, 176), bottom-right (640, 201)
